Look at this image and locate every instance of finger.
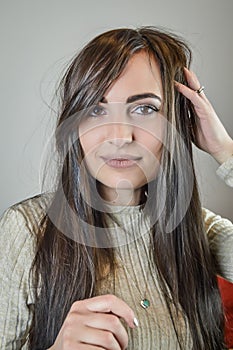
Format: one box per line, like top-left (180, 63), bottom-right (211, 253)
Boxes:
top-left (183, 67), bottom-right (204, 92)
top-left (77, 345), bottom-right (105, 350)
top-left (80, 327), bottom-right (122, 350)
top-left (174, 80), bottom-right (210, 114)
top-left (84, 312), bottom-right (129, 350)
top-left (72, 295), bottom-right (137, 329)
top-left (175, 67), bottom-right (207, 106)
top-left (61, 343), bottom-right (105, 350)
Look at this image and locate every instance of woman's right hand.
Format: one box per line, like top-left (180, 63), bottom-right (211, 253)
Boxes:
top-left (48, 294), bottom-right (137, 350)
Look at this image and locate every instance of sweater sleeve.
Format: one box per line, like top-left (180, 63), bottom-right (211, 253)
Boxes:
top-left (203, 156), bottom-right (233, 283)
top-left (0, 207), bottom-right (36, 350)
top-left (203, 207), bottom-right (233, 283)
top-left (216, 155), bottom-right (233, 187)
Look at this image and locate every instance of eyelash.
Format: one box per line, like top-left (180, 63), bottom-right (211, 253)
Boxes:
top-left (88, 105), bottom-right (106, 117)
top-left (131, 104), bottom-right (159, 115)
top-left (87, 103), bottom-right (160, 118)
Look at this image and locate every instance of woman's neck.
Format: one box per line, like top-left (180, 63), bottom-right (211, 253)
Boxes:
top-left (99, 185), bottom-right (143, 206)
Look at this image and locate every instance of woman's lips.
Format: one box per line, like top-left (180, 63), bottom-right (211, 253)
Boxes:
top-left (101, 156), bottom-right (142, 168)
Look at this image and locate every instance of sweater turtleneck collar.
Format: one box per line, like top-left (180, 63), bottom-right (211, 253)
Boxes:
top-left (103, 203), bottom-right (152, 248)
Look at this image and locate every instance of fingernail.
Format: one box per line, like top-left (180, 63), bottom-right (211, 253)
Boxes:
top-left (133, 317), bottom-right (139, 327)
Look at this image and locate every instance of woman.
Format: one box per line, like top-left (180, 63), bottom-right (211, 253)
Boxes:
top-left (0, 27), bottom-right (233, 350)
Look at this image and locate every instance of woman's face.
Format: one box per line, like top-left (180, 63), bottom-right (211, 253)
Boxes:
top-left (79, 51), bottom-right (164, 205)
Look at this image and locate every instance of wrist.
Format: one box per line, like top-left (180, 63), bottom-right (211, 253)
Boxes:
top-left (211, 140), bottom-right (233, 165)
top-left (216, 155), bottom-right (233, 187)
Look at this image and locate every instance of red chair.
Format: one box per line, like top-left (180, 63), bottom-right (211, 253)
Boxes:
top-left (218, 276), bottom-right (233, 349)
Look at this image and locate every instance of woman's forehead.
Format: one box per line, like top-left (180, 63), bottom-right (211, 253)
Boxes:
top-left (102, 51), bottom-right (163, 103)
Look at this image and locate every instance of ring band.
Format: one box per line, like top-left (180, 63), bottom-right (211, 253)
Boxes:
top-left (195, 86), bottom-right (205, 94)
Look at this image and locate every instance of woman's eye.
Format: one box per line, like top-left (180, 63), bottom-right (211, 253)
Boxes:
top-left (88, 105), bottom-right (106, 117)
top-left (132, 104), bottom-right (159, 115)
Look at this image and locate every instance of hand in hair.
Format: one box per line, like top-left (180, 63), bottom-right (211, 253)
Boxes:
top-left (48, 294), bottom-right (137, 350)
top-left (175, 67), bottom-right (233, 165)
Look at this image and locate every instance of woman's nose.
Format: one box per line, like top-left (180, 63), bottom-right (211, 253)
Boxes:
top-left (107, 122), bottom-right (133, 147)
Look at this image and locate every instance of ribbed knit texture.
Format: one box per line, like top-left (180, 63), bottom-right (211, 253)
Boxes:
top-left (0, 157), bottom-right (233, 349)
top-left (96, 205), bottom-right (192, 349)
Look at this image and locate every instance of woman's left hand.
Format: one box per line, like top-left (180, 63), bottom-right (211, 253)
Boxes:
top-left (175, 67), bottom-right (233, 164)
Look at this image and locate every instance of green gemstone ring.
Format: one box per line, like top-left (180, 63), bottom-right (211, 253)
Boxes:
top-left (140, 299), bottom-right (150, 309)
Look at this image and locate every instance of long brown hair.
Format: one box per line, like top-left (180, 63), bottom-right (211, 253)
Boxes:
top-left (29, 27), bottom-right (225, 349)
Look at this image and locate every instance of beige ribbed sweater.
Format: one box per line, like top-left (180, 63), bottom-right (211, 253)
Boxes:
top-left (0, 157), bottom-right (233, 349)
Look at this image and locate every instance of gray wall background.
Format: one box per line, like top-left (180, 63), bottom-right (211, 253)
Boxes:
top-left (1, 0), bottom-right (232, 220)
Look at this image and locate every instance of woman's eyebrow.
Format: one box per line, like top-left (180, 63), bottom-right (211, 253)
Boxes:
top-left (126, 93), bottom-right (162, 104)
top-left (100, 93), bottom-right (162, 104)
